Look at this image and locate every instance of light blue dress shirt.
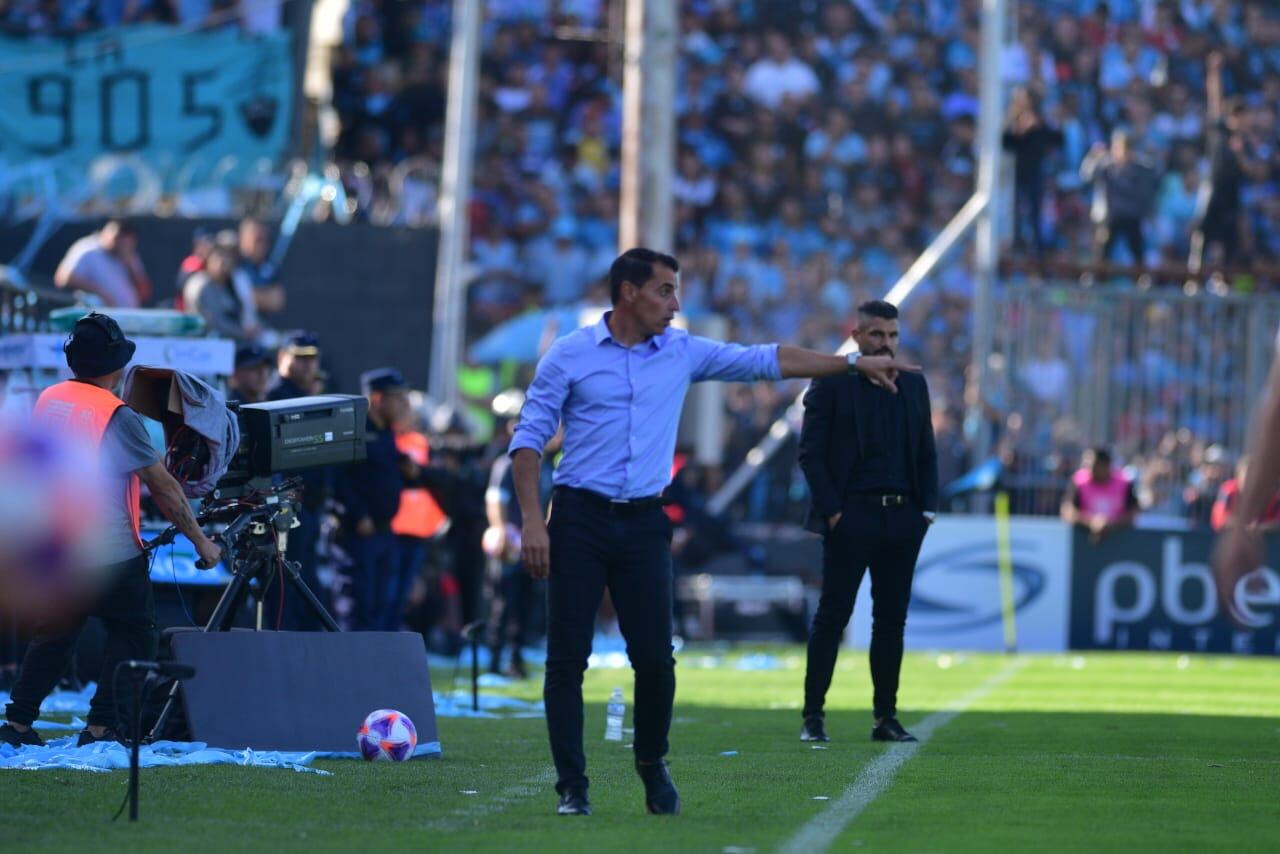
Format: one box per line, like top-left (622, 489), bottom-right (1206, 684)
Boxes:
top-left (510, 313), bottom-right (781, 499)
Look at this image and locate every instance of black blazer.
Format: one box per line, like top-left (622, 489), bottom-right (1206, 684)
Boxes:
top-left (797, 370), bottom-right (938, 535)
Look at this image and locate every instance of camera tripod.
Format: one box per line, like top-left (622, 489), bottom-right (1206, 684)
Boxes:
top-left (145, 478), bottom-right (340, 740)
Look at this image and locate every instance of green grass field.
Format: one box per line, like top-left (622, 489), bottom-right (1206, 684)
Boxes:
top-left (8, 649), bottom-right (1279, 853)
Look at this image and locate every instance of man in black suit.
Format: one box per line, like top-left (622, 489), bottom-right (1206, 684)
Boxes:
top-left (797, 300), bottom-right (937, 743)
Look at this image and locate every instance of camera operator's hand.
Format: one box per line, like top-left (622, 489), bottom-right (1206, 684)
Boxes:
top-left (194, 535), bottom-right (222, 569)
top-left (356, 516), bottom-right (375, 538)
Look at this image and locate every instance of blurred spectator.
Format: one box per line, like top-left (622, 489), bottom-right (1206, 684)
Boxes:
top-left (1210, 455), bottom-right (1280, 532)
top-left (1061, 447), bottom-right (1139, 542)
top-left (182, 244), bottom-right (260, 341)
top-left (1189, 52), bottom-right (1254, 273)
top-left (176, 227), bottom-right (214, 295)
top-left (1080, 130), bottom-right (1159, 264)
top-left (54, 221), bottom-right (152, 308)
top-left (744, 31), bottom-right (820, 109)
top-left (1002, 89), bottom-right (1063, 258)
top-left (1182, 442), bottom-right (1234, 528)
top-left (391, 399), bottom-right (450, 636)
top-left (237, 218), bottom-right (285, 315)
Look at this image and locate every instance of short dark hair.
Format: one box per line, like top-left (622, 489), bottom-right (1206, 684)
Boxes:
top-left (1090, 447), bottom-right (1113, 466)
top-left (609, 248), bottom-right (679, 304)
top-left (857, 299), bottom-right (899, 320)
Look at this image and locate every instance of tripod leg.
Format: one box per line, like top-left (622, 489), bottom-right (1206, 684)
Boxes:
top-left (284, 563), bottom-right (341, 632)
top-left (206, 574), bottom-right (254, 632)
top-left (149, 574), bottom-right (255, 741)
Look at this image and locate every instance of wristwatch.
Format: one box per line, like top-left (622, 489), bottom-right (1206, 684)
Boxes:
top-left (845, 352), bottom-right (861, 373)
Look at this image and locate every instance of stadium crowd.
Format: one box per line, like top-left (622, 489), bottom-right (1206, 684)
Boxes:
top-left (314, 0), bottom-right (1280, 523)
top-left (21, 1), bottom-right (1280, 542)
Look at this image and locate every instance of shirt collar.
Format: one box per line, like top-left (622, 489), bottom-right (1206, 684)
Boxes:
top-left (593, 311), bottom-right (668, 351)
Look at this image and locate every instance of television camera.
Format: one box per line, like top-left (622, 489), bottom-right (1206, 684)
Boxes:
top-left (144, 394), bottom-right (368, 740)
top-left (147, 393), bottom-right (368, 627)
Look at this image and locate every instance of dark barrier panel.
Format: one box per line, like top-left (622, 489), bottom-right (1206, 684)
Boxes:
top-left (172, 630), bottom-right (440, 753)
top-left (1069, 528), bottom-right (1280, 655)
top-left (0, 218), bottom-right (438, 394)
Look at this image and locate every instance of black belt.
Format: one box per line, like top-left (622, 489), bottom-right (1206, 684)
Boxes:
top-left (555, 486), bottom-right (668, 514)
top-left (845, 492), bottom-right (910, 507)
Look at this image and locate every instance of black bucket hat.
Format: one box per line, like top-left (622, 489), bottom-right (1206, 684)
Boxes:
top-left (64, 312), bottom-right (136, 378)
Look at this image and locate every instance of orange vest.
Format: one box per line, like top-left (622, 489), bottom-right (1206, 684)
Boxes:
top-left (391, 430), bottom-right (448, 539)
top-left (33, 380), bottom-right (143, 548)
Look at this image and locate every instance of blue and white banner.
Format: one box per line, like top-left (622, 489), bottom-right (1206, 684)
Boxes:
top-left (0, 25), bottom-right (292, 185)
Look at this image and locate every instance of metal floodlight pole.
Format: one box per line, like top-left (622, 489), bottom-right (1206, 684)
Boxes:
top-left (968, 0), bottom-right (1007, 486)
top-left (429, 0), bottom-right (482, 410)
top-left (705, 194), bottom-right (989, 517)
top-left (619, 0), bottom-right (677, 251)
top-left (705, 0), bottom-right (1008, 518)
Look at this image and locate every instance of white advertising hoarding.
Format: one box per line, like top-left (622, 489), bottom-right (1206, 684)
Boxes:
top-left (847, 516), bottom-right (1071, 652)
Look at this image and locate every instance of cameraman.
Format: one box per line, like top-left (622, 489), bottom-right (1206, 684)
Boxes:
top-left (0, 313), bottom-right (220, 749)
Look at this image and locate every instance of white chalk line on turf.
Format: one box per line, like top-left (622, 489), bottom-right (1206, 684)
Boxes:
top-left (779, 656), bottom-right (1030, 854)
top-left (423, 766), bottom-right (559, 829)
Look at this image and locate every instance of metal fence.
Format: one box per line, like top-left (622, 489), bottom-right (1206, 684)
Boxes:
top-left (989, 283), bottom-right (1280, 517)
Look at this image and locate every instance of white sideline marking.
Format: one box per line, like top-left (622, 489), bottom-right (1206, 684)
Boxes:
top-left (424, 767), bottom-right (558, 829)
top-left (779, 657), bottom-right (1029, 854)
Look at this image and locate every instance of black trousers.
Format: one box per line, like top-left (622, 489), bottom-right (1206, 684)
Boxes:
top-left (544, 489), bottom-right (674, 795)
top-left (1098, 216), bottom-right (1145, 264)
top-left (488, 559), bottom-right (534, 669)
top-left (1013, 180), bottom-right (1047, 257)
top-left (803, 501), bottom-right (926, 721)
top-left (5, 553), bottom-right (156, 729)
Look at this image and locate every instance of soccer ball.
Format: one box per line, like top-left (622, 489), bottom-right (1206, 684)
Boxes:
top-left (357, 709), bottom-right (418, 761)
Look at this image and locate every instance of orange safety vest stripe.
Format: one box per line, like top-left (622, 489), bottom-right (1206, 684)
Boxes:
top-left (33, 380), bottom-right (143, 548)
top-left (391, 430), bottom-right (448, 539)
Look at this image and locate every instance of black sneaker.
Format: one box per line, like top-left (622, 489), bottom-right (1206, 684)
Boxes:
top-left (0, 722), bottom-right (44, 748)
top-left (636, 760), bottom-right (681, 815)
top-left (76, 727), bottom-right (124, 747)
top-left (800, 717), bottom-right (830, 742)
top-left (556, 790), bottom-right (592, 816)
top-left (871, 717), bottom-right (918, 743)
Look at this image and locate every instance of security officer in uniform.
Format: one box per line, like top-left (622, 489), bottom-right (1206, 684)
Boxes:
top-left (0, 313), bottom-right (221, 749)
top-left (266, 332), bottom-right (330, 628)
top-left (337, 368), bottom-right (455, 631)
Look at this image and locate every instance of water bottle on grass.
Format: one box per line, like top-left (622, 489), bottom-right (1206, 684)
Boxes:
top-left (605, 687), bottom-right (625, 741)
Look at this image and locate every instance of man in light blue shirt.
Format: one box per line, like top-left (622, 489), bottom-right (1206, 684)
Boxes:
top-left (509, 248), bottom-right (915, 817)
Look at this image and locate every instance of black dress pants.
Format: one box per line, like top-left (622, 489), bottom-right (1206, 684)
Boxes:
top-left (803, 501), bottom-right (926, 721)
top-left (5, 553), bottom-right (156, 729)
top-left (543, 488), bottom-right (675, 795)
top-left (1099, 216), bottom-right (1145, 264)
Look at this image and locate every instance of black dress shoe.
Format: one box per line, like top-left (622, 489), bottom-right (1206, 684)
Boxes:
top-left (76, 727), bottom-right (124, 747)
top-left (871, 717), bottom-right (918, 743)
top-left (636, 760), bottom-right (681, 815)
top-left (556, 790), bottom-right (592, 816)
top-left (800, 717), bottom-right (830, 742)
top-left (0, 723), bottom-right (44, 748)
